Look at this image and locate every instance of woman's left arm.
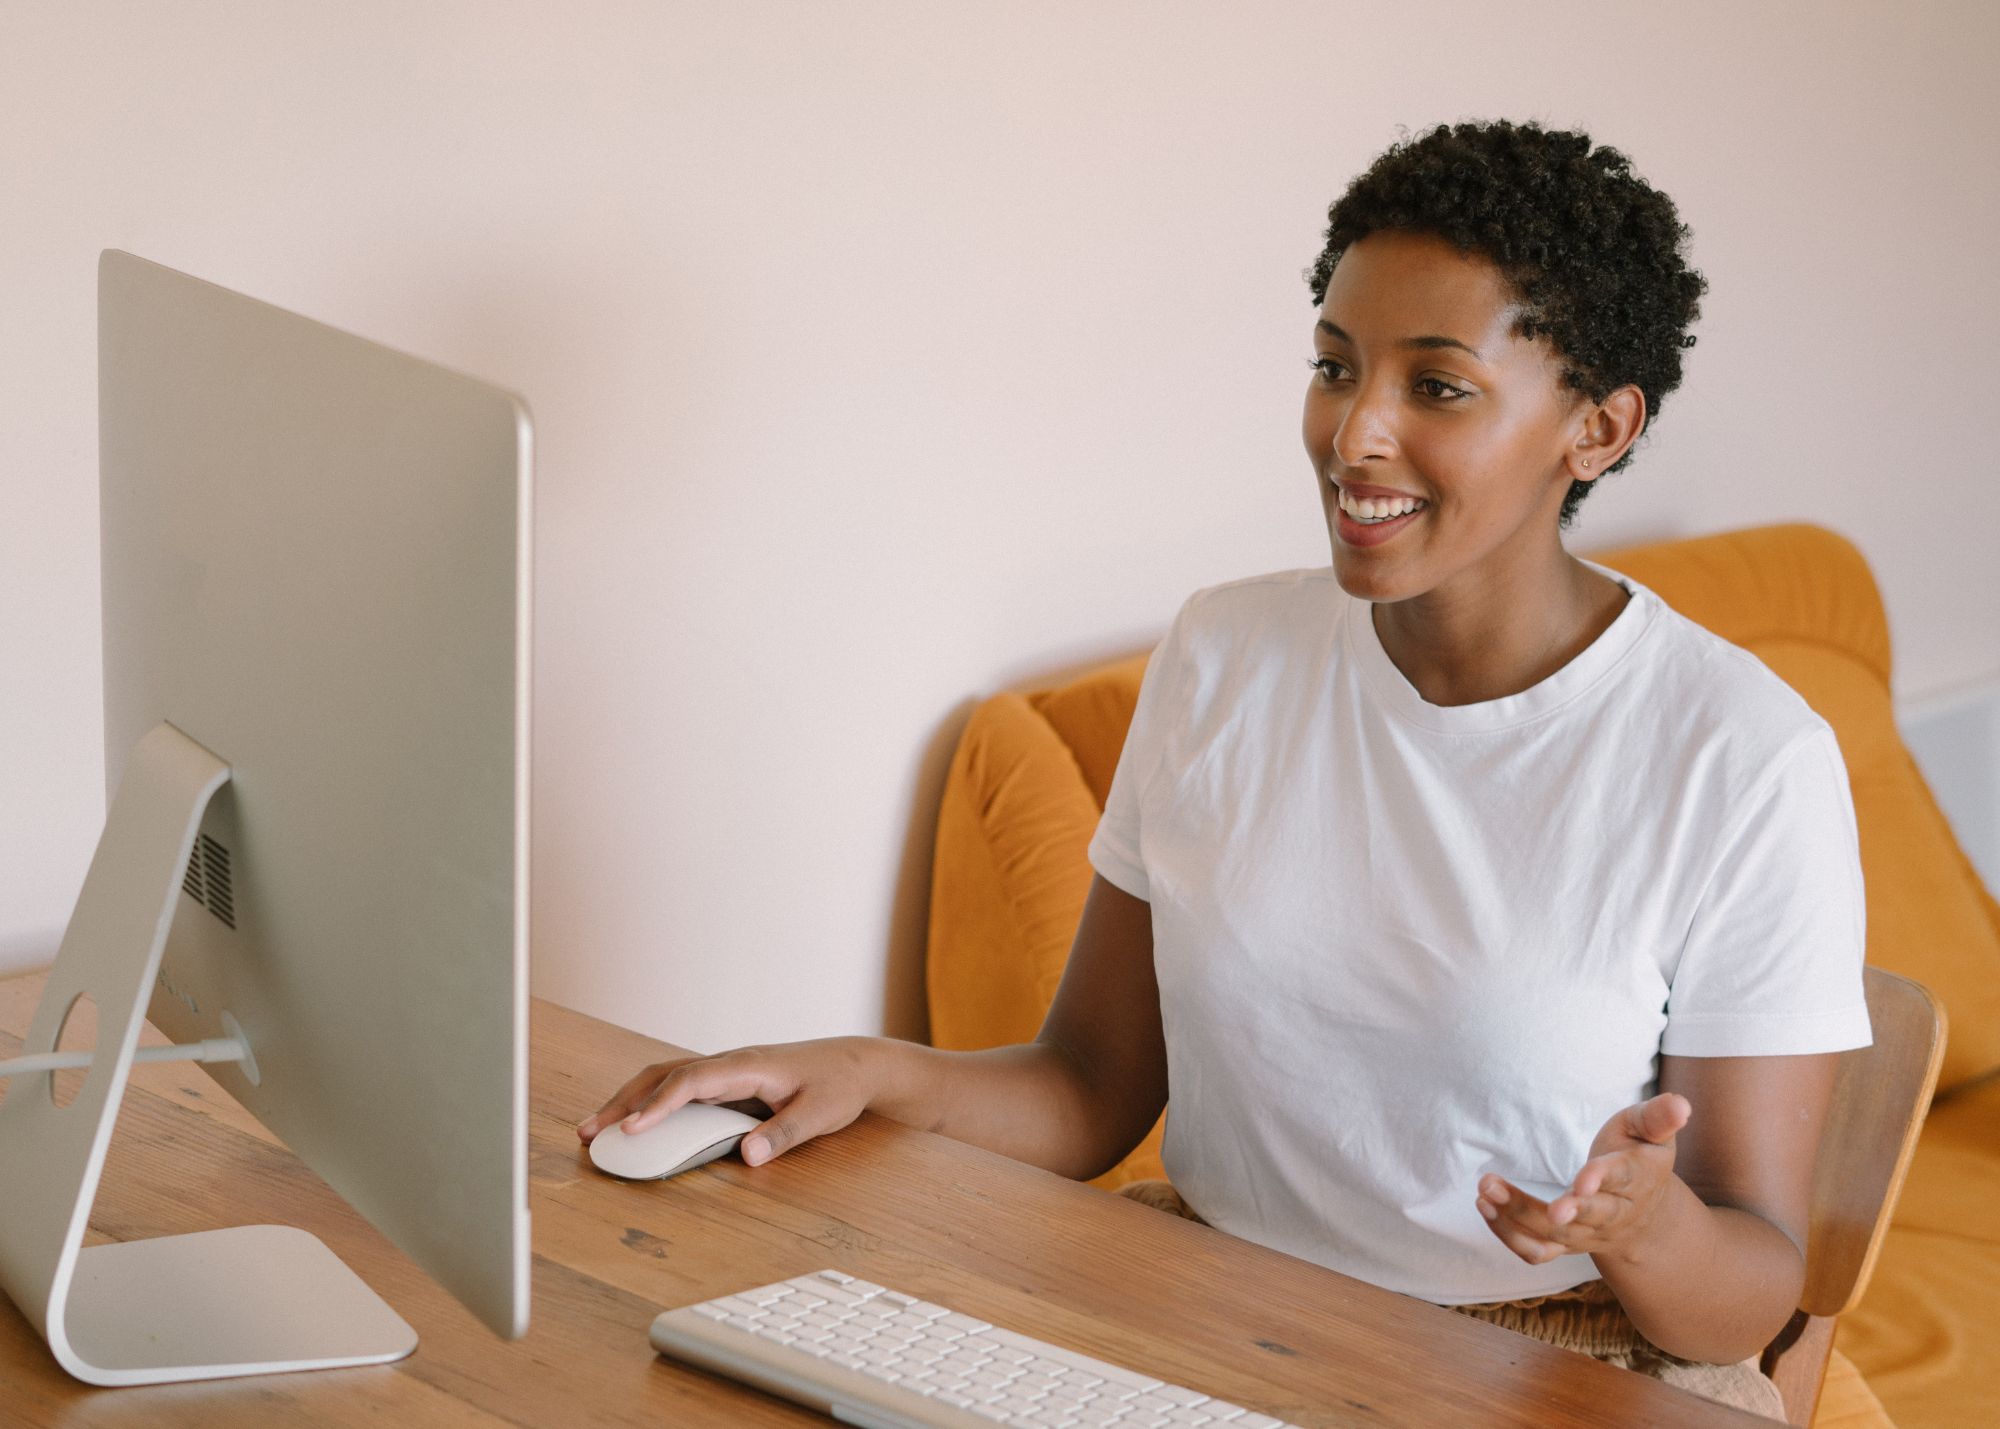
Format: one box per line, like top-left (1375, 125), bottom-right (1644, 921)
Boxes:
top-left (1476, 1051), bottom-right (1838, 1364)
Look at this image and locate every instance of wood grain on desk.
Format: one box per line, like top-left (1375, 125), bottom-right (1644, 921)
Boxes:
top-left (0, 970), bottom-right (1763, 1427)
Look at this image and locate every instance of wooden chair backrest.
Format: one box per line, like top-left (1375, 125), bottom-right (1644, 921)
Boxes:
top-left (1802, 965), bottom-right (1946, 1317)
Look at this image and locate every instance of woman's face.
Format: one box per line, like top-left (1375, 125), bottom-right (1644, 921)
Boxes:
top-left (1303, 229), bottom-right (1593, 605)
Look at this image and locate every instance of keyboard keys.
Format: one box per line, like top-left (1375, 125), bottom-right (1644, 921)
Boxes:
top-left (656, 1271), bottom-right (1303, 1428)
top-left (707, 1294), bottom-right (766, 1318)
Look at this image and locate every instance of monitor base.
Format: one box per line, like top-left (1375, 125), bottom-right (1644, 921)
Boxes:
top-left (64, 1225), bottom-right (416, 1385)
top-left (0, 722), bottom-right (417, 1385)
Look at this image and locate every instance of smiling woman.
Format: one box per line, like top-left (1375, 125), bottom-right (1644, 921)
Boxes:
top-left (580, 120), bottom-right (1864, 1422)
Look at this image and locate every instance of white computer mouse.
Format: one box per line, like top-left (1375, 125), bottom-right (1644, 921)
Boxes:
top-left (587, 1102), bottom-right (767, 1181)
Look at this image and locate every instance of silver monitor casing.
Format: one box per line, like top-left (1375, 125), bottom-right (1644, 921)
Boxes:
top-left (0, 250), bottom-right (531, 1381)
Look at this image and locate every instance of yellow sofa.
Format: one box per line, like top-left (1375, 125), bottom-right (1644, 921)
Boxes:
top-left (927, 524), bottom-right (2000, 1427)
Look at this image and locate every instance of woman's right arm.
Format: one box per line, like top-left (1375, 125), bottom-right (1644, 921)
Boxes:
top-left (577, 874), bottom-right (1167, 1182)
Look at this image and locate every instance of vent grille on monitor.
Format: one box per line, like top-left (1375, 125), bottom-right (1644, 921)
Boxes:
top-left (182, 833), bottom-right (237, 929)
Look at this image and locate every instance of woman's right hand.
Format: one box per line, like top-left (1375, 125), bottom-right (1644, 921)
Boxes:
top-left (575, 1037), bottom-right (890, 1167)
top-left (575, 876), bottom-right (1164, 1182)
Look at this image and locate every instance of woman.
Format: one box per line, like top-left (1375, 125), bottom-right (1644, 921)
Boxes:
top-left (580, 121), bottom-right (1870, 1416)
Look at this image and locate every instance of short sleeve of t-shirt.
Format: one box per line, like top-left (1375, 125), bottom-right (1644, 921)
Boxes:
top-left (1086, 602), bottom-right (1194, 902)
top-left (1662, 725), bottom-right (1872, 1056)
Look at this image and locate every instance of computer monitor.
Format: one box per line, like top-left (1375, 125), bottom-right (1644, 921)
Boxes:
top-left (0, 251), bottom-right (531, 1385)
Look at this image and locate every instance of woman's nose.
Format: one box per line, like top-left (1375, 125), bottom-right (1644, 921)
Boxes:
top-left (1331, 379), bottom-right (1399, 467)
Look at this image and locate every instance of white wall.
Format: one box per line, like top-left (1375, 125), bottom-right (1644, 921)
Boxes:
top-left (1903, 678), bottom-right (2000, 898)
top-left (5, 2), bottom-right (1997, 1052)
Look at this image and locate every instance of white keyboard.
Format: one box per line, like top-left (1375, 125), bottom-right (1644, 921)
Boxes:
top-left (648, 1269), bottom-right (1305, 1429)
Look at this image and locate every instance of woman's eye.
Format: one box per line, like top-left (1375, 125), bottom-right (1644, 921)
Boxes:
top-left (1418, 377), bottom-right (1470, 401)
top-left (1307, 356), bottom-right (1349, 382)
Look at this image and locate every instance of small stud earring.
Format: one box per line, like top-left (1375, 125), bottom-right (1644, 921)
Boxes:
top-left (1581, 459), bottom-right (1592, 469)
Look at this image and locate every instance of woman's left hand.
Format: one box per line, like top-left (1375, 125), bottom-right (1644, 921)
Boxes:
top-left (1475, 1092), bottom-right (1690, 1266)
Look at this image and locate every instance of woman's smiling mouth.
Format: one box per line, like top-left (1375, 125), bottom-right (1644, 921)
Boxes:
top-left (1332, 480), bottom-right (1428, 545)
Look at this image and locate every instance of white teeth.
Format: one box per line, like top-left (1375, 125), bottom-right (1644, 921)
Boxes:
top-left (1336, 488), bottom-right (1425, 523)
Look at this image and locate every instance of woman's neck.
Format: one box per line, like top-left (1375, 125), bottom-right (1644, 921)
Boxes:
top-left (1371, 553), bottom-right (1629, 708)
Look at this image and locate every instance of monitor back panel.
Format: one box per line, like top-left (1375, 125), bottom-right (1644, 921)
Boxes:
top-left (97, 250), bottom-right (531, 1337)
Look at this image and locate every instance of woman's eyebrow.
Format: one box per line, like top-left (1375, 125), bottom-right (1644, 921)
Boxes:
top-left (1316, 318), bottom-right (1484, 361)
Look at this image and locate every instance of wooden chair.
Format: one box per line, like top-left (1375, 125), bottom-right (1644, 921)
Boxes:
top-left (1761, 966), bottom-right (1946, 1425)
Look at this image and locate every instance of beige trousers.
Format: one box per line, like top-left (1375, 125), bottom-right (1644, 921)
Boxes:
top-left (1117, 1179), bottom-right (1785, 1421)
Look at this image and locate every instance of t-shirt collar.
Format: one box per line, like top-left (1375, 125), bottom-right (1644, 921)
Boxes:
top-left (1345, 559), bottom-right (1657, 734)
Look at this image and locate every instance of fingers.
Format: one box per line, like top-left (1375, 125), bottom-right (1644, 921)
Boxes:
top-left (1477, 1174), bottom-right (1631, 1261)
top-left (618, 1051), bottom-right (796, 1136)
top-left (1546, 1186), bottom-right (1621, 1232)
top-left (576, 1051), bottom-right (784, 1142)
top-left (577, 1057), bottom-right (699, 1142)
top-left (1480, 1143), bottom-right (1675, 1266)
top-left (1475, 1177), bottom-right (1566, 1265)
top-left (740, 1091), bottom-right (864, 1167)
top-left (1569, 1150), bottom-right (1633, 1202)
top-left (1479, 1097), bottom-right (1692, 1266)
top-left (1622, 1092), bottom-right (1691, 1146)
top-left (578, 1042), bottom-right (874, 1171)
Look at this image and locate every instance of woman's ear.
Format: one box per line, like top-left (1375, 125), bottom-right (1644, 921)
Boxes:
top-left (1570, 385), bottom-right (1647, 481)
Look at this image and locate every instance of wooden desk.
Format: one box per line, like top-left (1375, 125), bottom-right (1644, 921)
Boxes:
top-left (0, 970), bottom-right (1762, 1426)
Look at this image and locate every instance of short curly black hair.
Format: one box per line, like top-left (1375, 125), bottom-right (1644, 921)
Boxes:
top-left (1308, 120), bottom-right (1707, 527)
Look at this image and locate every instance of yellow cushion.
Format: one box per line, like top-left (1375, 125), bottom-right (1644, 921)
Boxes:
top-left (1879, 1075), bottom-right (2000, 1245)
top-left (928, 692), bottom-right (1103, 1055)
top-left (1030, 652), bottom-right (1148, 810)
top-left (1836, 1224), bottom-right (2000, 1427)
top-left (1833, 1078), bottom-right (1998, 1424)
top-left (927, 673), bottom-right (1162, 1186)
top-left (1815, 1349), bottom-right (1896, 1429)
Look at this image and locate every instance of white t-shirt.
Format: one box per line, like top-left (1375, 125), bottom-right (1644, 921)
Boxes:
top-left (1086, 563), bottom-right (1871, 1305)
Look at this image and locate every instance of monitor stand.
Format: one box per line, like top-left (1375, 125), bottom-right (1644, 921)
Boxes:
top-left (0, 721), bottom-right (417, 1385)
